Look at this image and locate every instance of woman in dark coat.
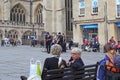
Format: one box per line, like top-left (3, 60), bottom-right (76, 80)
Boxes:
top-left (41, 44), bottom-right (67, 80)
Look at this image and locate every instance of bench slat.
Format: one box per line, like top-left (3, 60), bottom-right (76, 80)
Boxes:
top-left (44, 63), bottom-right (98, 80)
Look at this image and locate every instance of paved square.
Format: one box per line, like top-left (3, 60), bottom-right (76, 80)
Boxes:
top-left (0, 46), bottom-right (105, 80)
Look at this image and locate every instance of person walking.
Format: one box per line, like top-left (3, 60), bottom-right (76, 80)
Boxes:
top-left (45, 32), bottom-right (52, 53)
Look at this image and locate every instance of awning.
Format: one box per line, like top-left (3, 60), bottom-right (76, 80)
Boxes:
top-left (82, 24), bottom-right (98, 29)
top-left (116, 22), bottom-right (120, 27)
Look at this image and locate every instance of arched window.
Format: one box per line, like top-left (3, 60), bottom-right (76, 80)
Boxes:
top-left (8, 30), bottom-right (18, 39)
top-left (37, 9), bottom-right (43, 24)
top-left (10, 4), bottom-right (26, 23)
top-left (35, 4), bottom-right (43, 24)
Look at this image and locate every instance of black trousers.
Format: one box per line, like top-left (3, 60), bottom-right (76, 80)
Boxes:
top-left (20, 76), bottom-right (27, 80)
top-left (46, 41), bottom-right (51, 53)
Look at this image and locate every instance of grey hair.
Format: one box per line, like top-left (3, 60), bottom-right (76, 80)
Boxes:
top-left (50, 44), bottom-right (62, 56)
top-left (71, 48), bottom-right (82, 55)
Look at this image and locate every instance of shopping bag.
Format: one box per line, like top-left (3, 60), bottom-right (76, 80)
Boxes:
top-left (28, 59), bottom-right (42, 80)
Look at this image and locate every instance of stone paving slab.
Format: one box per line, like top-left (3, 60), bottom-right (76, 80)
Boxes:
top-left (0, 46), bottom-right (105, 80)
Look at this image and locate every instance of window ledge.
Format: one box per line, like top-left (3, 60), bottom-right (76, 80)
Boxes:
top-left (91, 13), bottom-right (98, 15)
top-left (116, 16), bottom-right (120, 19)
top-left (78, 14), bottom-right (85, 17)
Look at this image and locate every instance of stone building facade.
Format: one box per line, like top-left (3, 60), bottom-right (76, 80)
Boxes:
top-left (0, 0), bottom-right (73, 45)
top-left (72, 0), bottom-right (120, 45)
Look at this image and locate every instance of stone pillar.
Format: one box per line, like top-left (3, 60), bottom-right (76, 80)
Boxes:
top-left (55, 0), bottom-right (66, 34)
top-left (98, 23), bottom-right (106, 45)
top-left (107, 23), bottom-right (117, 42)
top-left (3, 0), bottom-right (10, 20)
top-left (42, 0), bottom-right (46, 30)
top-left (73, 24), bottom-right (83, 44)
top-left (52, 0), bottom-right (56, 32)
top-left (44, 0), bottom-right (66, 34)
top-left (44, 0), bottom-right (53, 33)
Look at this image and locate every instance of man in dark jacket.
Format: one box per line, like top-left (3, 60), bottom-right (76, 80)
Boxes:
top-left (66, 48), bottom-right (84, 79)
top-left (67, 48), bottom-right (84, 69)
top-left (45, 32), bottom-right (52, 53)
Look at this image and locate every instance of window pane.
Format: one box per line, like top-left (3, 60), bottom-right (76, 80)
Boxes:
top-left (117, 5), bottom-right (120, 16)
top-left (80, 8), bottom-right (85, 15)
top-left (93, 7), bottom-right (98, 13)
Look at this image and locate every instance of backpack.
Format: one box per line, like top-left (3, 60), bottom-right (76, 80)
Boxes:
top-left (113, 54), bottom-right (120, 68)
top-left (97, 59), bottom-right (107, 80)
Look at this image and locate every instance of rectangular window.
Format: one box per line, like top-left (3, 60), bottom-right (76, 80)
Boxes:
top-left (92, 0), bottom-right (98, 14)
top-left (116, 0), bottom-right (120, 18)
top-left (79, 1), bottom-right (85, 16)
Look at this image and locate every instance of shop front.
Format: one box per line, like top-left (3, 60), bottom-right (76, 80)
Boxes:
top-left (82, 24), bottom-right (98, 41)
top-left (116, 22), bottom-right (120, 41)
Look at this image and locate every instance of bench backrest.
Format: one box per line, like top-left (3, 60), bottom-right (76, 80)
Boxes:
top-left (74, 64), bottom-right (98, 80)
top-left (44, 63), bottom-right (98, 80)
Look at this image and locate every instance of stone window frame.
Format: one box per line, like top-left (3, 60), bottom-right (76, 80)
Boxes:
top-left (8, 30), bottom-right (18, 39)
top-left (36, 6), bottom-right (43, 24)
top-left (91, 0), bottom-right (98, 15)
top-left (10, 4), bottom-right (26, 23)
top-left (116, 1), bottom-right (120, 18)
top-left (79, 0), bottom-right (85, 16)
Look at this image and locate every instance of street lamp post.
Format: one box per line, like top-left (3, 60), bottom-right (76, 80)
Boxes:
top-left (29, 0), bottom-right (35, 39)
top-left (5, 29), bottom-right (7, 38)
top-left (104, 1), bottom-right (108, 42)
top-left (20, 0), bottom-right (43, 39)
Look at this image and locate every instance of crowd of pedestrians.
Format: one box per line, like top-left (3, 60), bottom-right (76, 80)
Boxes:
top-left (20, 35), bottom-right (120, 80)
top-left (104, 36), bottom-right (120, 53)
top-left (81, 36), bottom-right (100, 52)
top-left (44, 32), bottom-right (73, 53)
top-left (1, 38), bottom-right (21, 47)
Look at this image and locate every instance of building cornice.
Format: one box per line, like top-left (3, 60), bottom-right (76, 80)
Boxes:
top-left (107, 19), bottom-right (120, 24)
top-left (74, 18), bottom-right (105, 24)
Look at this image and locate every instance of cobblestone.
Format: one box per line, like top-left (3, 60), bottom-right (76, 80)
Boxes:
top-left (0, 46), bottom-right (105, 80)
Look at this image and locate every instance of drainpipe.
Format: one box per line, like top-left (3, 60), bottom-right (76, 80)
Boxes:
top-left (104, 1), bottom-right (108, 43)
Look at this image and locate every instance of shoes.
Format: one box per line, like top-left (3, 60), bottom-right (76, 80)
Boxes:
top-left (48, 52), bottom-right (50, 54)
top-left (20, 76), bottom-right (27, 80)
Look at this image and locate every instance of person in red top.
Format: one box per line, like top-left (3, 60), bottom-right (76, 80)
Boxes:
top-left (83, 39), bottom-right (89, 46)
top-left (95, 36), bottom-right (98, 42)
top-left (110, 36), bottom-right (115, 43)
top-left (114, 41), bottom-right (120, 53)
